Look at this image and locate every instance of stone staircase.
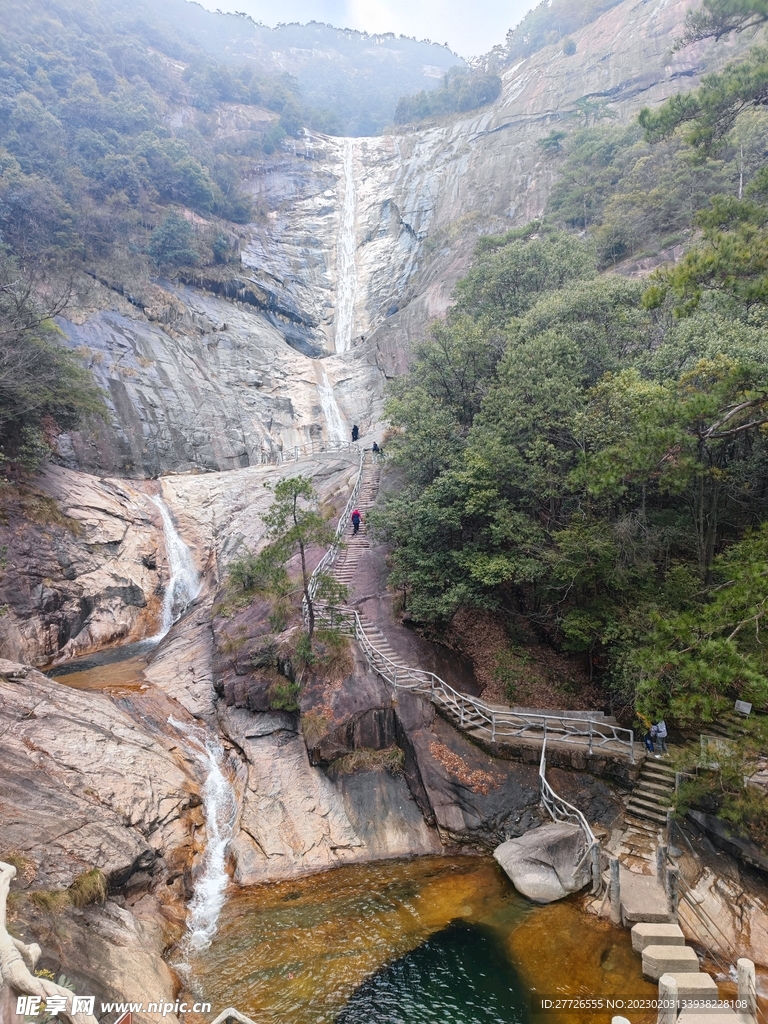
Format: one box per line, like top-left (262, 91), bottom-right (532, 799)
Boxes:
top-left (332, 458), bottom-right (380, 587)
top-left (318, 449), bottom-right (636, 762)
top-left (626, 758), bottom-right (676, 826)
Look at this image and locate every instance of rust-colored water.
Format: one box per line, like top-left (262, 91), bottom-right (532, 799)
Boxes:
top-left (183, 856), bottom-right (655, 1024)
top-left (49, 651), bottom-right (150, 691)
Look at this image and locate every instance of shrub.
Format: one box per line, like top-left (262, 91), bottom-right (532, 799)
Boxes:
top-left (269, 679), bottom-right (300, 712)
top-left (147, 212), bottom-right (199, 268)
top-left (330, 746), bottom-right (405, 777)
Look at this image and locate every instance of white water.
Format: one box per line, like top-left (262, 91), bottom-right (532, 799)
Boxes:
top-left (150, 495), bottom-right (202, 640)
top-left (316, 363), bottom-right (347, 442)
top-left (171, 719), bottom-right (237, 956)
top-left (334, 138), bottom-right (358, 354)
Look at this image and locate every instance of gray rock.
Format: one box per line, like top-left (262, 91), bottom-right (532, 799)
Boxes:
top-left (493, 822), bottom-right (592, 903)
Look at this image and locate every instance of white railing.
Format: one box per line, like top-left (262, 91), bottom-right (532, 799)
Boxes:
top-left (303, 456), bottom-right (635, 764)
top-left (257, 439), bottom-right (362, 465)
top-left (540, 738), bottom-right (602, 894)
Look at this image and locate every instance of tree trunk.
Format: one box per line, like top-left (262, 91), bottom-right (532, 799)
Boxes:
top-left (298, 539), bottom-right (314, 640)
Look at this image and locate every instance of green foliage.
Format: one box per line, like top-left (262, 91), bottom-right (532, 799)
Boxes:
top-left (676, 0), bottom-right (768, 46)
top-left (454, 229), bottom-right (596, 325)
top-left (639, 48), bottom-right (768, 152)
top-left (376, 70), bottom-right (768, 725)
top-left (675, 719), bottom-right (768, 844)
top-left (260, 476), bottom-right (335, 640)
top-left (147, 212), bottom-right (199, 268)
top-left (269, 679), bottom-right (300, 712)
top-left (394, 68), bottom-right (501, 124)
top-left (504, 0), bottom-right (625, 60)
top-left (0, 257), bottom-right (106, 473)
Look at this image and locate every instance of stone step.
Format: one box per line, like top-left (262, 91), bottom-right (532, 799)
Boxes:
top-left (659, 973), bottom-right (718, 1002)
top-left (631, 792), bottom-right (673, 810)
top-left (636, 777), bottom-right (675, 793)
top-left (631, 923), bottom-right (685, 953)
top-left (641, 763), bottom-right (676, 778)
top-left (619, 869), bottom-right (670, 924)
top-left (626, 804), bottom-right (668, 826)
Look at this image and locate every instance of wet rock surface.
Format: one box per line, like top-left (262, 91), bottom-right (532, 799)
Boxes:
top-left (0, 660), bottom-right (201, 890)
top-left (0, 660), bottom-right (204, 1022)
top-left (0, 468), bottom-right (165, 666)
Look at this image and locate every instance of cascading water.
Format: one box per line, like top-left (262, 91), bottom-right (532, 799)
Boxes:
top-left (170, 719), bottom-right (237, 958)
top-left (334, 139), bottom-right (358, 355)
top-left (316, 364), bottom-right (347, 442)
top-left (150, 495), bottom-right (201, 640)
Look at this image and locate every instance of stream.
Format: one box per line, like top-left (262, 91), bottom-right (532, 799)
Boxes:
top-left (44, 461), bottom-right (656, 1023)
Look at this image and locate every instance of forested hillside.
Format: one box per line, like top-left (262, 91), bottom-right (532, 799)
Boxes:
top-left (373, 4), bottom-right (768, 736)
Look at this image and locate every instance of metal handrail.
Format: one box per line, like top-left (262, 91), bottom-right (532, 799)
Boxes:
top-left (539, 738), bottom-right (602, 893)
top-left (257, 439), bottom-right (362, 465)
top-left (303, 455), bottom-right (635, 763)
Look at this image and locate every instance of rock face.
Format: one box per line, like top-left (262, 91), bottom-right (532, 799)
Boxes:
top-left (0, 660), bottom-right (200, 890)
top-left (53, 0), bottom-right (746, 478)
top-left (493, 822), bottom-right (593, 903)
top-left (0, 660), bottom-right (205, 1022)
top-left (0, 467), bottom-right (166, 665)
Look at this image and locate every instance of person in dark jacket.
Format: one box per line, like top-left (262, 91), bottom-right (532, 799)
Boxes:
top-left (372, 441), bottom-right (380, 453)
top-left (351, 424), bottom-right (359, 442)
top-left (351, 508), bottom-right (361, 535)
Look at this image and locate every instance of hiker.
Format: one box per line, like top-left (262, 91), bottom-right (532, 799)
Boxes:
top-left (351, 424), bottom-right (359, 442)
top-left (372, 441), bottom-right (380, 453)
top-left (351, 508), bottom-right (361, 535)
top-left (654, 719), bottom-right (668, 755)
top-left (644, 729), bottom-right (655, 754)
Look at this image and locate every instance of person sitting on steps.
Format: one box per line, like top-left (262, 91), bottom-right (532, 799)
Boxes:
top-left (351, 424), bottom-right (359, 442)
top-left (351, 508), bottom-right (361, 535)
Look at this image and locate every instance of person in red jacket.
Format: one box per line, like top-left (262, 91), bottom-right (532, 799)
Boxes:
top-left (351, 508), bottom-right (361, 535)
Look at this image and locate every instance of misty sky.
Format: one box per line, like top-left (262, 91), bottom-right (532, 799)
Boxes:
top-left (193, 0), bottom-right (536, 58)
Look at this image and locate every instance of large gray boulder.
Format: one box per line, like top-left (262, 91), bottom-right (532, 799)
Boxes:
top-left (493, 822), bottom-right (593, 903)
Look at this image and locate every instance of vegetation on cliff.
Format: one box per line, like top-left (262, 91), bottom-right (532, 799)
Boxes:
top-left (373, 22), bottom-right (768, 727)
top-left (394, 68), bottom-right (502, 125)
top-left (0, 258), bottom-right (105, 473)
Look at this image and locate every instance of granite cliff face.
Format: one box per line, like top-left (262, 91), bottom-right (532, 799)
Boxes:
top-left (54, 0), bottom-right (741, 478)
top-left (2, 1), bottom-right (764, 1008)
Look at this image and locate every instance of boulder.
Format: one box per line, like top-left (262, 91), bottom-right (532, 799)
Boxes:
top-left (493, 822), bottom-right (593, 903)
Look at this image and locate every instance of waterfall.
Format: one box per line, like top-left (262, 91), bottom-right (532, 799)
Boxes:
top-left (316, 363), bottom-right (347, 442)
top-left (170, 719), bottom-right (237, 956)
top-left (150, 495), bottom-right (201, 640)
top-left (335, 138), bottom-right (358, 354)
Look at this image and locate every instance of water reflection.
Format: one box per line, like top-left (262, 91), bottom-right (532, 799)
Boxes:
top-left (184, 857), bottom-right (654, 1024)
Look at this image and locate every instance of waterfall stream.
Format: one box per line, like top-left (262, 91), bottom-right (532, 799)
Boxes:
top-left (170, 719), bottom-right (237, 957)
top-left (335, 139), bottom-right (358, 354)
top-left (316, 364), bottom-right (347, 442)
top-left (150, 495), bottom-right (201, 640)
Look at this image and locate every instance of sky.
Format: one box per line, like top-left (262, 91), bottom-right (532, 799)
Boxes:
top-left (193, 0), bottom-right (537, 58)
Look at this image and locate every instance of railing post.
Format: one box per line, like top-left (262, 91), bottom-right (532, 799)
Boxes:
top-left (609, 855), bottom-right (621, 926)
top-left (630, 730), bottom-right (635, 764)
top-left (657, 975), bottom-right (678, 1024)
top-left (492, 715), bottom-right (496, 743)
top-left (591, 843), bottom-right (601, 895)
top-left (666, 864), bottom-right (679, 920)
top-left (589, 719), bottom-right (593, 755)
top-left (656, 838), bottom-right (667, 888)
top-left (737, 958), bottom-right (757, 1024)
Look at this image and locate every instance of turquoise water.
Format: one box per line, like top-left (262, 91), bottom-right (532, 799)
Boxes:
top-left (335, 920), bottom-right (530, 1024)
